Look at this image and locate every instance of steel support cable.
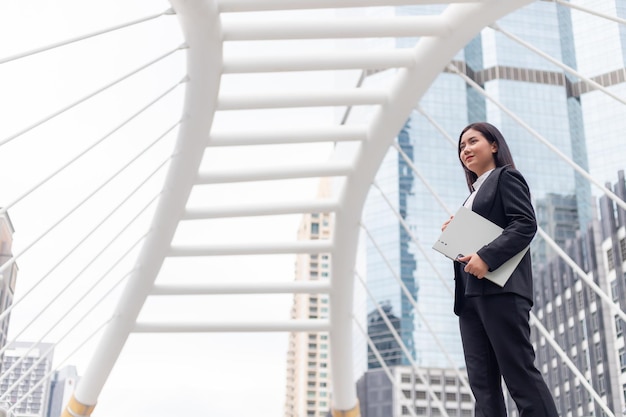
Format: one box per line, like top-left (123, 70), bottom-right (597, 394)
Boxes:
top-left (551, 0), bottom-right (626, 26)
top-left (0, 9), bottom-right (175, 66)
top-left (0, 80), bottom-right (183, 285)
top-left (357, 225), bottom-right (469, 391)
top-left (447, 63), bottom-right (626, 212)
top-left (490, 23), bottom-right (626, 107)
top-left (7, 318), bottom-right (110, 414)
top-left (0, 77), bottom-right (181, 226)
top-left (0, 45), bottom-right (185, 150)
top-left (392, 142), bottom-right (453, 215)
top-left (0, 189), bottom-right (163, 375)
top-left (0, 123), bottom-right (176, 323)
top-left (353, 317), bottom-right (420, 417)
top-left (415, 105), bottom-right (457, 148)
top-left (0, 78), bottom-right (184, 213)
top-left (352, 271), bottom-right (449, 417)
top-left (370, 181), bottom-right (453, 295)
top-left (529, 311), bottom-right (615, 417)
top-left (0, 243), bottom-right (142, 402)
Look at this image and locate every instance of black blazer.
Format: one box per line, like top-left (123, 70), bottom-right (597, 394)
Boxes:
top-left (453, 166), bottom-right (537, 316)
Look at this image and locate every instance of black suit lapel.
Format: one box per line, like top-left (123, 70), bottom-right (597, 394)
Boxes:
top-left (472, 166), bottom-right (506, 218)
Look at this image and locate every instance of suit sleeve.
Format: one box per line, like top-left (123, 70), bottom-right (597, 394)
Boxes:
top-left (476, 169), bottom-right (537, 271)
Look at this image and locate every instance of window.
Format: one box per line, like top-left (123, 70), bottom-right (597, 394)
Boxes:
top-left (611, 280), bottom-right (620, 302)
top-left (595, 342), bottom-right (603, 363)
top-left (598, 373), bottom-right (606, 395)
top-left (591, 311), bottom-right (599, 331)
top-left (311, 223), bottom-right (319, 234)
top-left (608, 248), bottom-right (615, 270)
top-left (620, 347), bottom-right (626, 372)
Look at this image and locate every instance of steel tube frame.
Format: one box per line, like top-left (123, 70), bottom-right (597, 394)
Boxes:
top-left (64, 0), bottom-right (222, 413)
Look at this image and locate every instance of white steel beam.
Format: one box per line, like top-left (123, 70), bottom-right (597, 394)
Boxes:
top-left (195, 162), bottom-right (353, 184)
top-left (217, 89), bottom-right (387, 110)
top-left (168, 240), bottom-right (333, 256)
top-left (66, 0), bottom-right (223, 413)
top-left (182, 199), bottom-right (340, 219)
top-left (218, 0), bottom-right (481, 13)
top-left (208, 125), bottom-right (367, 146)
top-left (151, 281), bottom-right (331, 295)
top-left (223, 49), bottom-right (416, 73)
top-left (222, 16), bottom-right (449, 40)
top-left (133, 320), bottom-right (331, 333)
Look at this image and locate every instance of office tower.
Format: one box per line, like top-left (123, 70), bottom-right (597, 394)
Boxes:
top-left (528, 171), bottom-right (626, 417)
top-left (0, 342), bottom-right (54, 417)
top-left (46, 366), bottom-right (79, 417)
top-left (567, 0), bottom-right (626, 187)
top-left (0, 212), bottom-right (17, 361)
top-left (367, 302), bottom-right (402, 369)
top-left (284, 180), bottom-right (332, 417)
top-left (356, 365), bottom-right (474, 417)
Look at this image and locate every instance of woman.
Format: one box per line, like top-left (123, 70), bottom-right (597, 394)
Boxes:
top-left (442, 122), bottom-right (558, 417)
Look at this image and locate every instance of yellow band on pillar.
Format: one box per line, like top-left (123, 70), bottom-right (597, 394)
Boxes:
top-left (61, 395), bottom-right (96, 417)
top-left (331, 400), bottom-right (360, 417)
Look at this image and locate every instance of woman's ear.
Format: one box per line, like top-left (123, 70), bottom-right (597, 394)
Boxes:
top-left (491, 142), bottom-right (498, 154)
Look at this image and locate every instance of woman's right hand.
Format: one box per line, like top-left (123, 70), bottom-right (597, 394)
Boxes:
top-left (441, 216), bottom-right (453, 232)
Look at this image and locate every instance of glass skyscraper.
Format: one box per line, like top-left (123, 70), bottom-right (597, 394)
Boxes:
top-left (568, 0), bottom-right (626, 187)
top-left (362, 1), bottom-right (594, 370)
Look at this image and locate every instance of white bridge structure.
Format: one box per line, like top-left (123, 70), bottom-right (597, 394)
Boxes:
top-left (0, 1), bottom-right (625, 416)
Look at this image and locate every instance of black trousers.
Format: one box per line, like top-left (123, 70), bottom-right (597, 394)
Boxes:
top-left (459, 293), bottom-right (558, 417)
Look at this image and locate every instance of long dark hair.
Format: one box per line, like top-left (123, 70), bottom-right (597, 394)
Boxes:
top-left (458, 122), bottom-right (516, 192)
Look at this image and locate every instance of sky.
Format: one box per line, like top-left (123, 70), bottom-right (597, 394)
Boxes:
top-left (0, 2), bottom-right (349, 416)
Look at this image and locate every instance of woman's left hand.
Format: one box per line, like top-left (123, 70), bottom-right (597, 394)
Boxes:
top-left (457, 253), bottom-right (489, 279)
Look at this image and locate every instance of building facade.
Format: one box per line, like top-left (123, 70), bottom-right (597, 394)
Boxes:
top-left (46, 365), bottom-right (79, 417)
top-left (0, 342), bottom-right (54, 417)
top-left (284, 180), bottom-right (333, 417)
top-left (356, 366), bottom-right (474, 417)
top-left (528, 171), bottom-right (626, 417)
top-left (0, 212), bottom-right (17, 362)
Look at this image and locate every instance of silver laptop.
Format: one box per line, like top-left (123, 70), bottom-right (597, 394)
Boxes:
top-left (432, 206), bottom-right (529, 287)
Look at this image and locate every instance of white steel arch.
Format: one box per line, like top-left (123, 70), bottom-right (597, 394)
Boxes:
top-left (53, 1), bottom-right (540, 416)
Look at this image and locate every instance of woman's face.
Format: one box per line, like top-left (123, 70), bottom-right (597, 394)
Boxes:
top-left (459, 128), bottom-right (498, 177)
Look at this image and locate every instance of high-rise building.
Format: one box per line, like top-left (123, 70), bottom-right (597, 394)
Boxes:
top-left (284, 180), bottom-right (333, 417)
top-left (0, 342), bottom-right (54, 417)
top-left (0, 212), bottom-right (17, 361)
top-left (566, 0), bottom-right (626, 188)
top-left (356, 365), bottom-right (474, 417)
top-left (46, 365), bottom-right (79, 417)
